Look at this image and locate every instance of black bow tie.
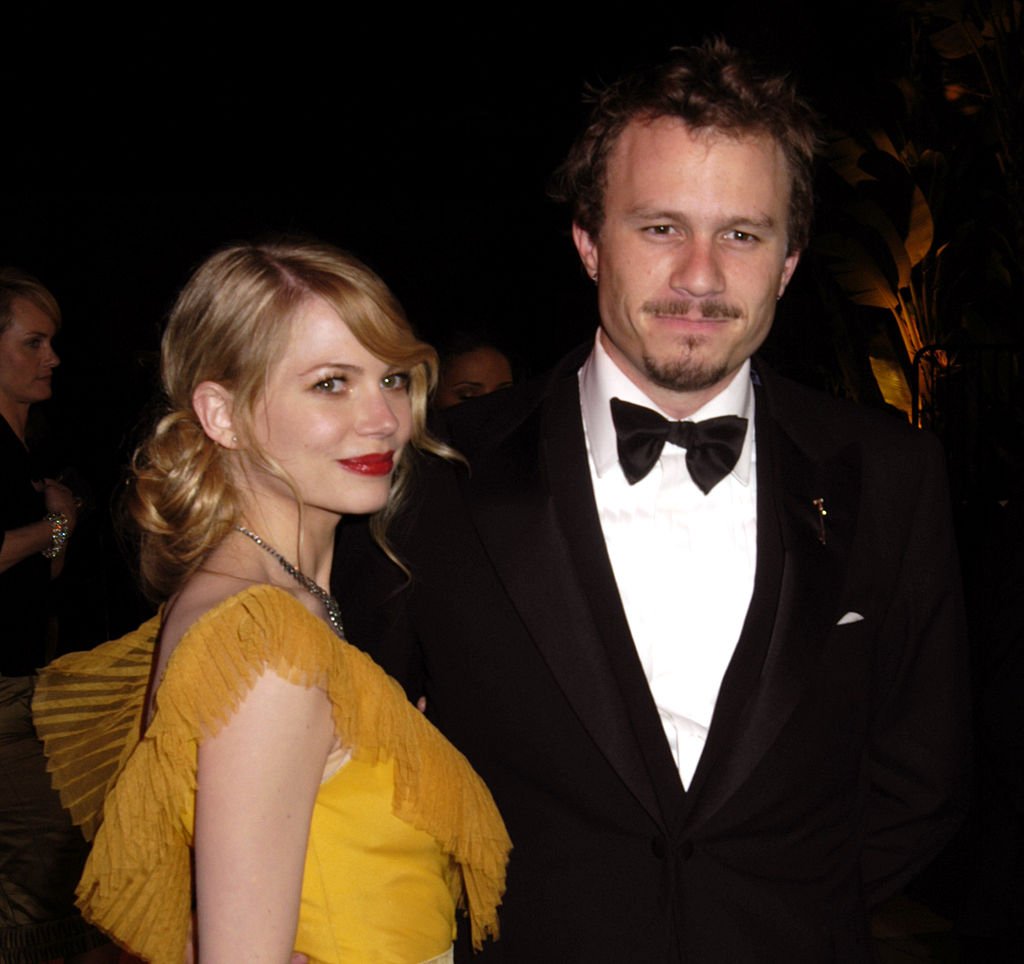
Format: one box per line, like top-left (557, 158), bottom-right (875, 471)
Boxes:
top-left (610, 398), bottom-right (748, 493)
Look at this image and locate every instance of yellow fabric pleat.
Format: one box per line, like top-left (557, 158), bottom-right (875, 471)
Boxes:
top-left (31, 616), bottom-right (158, 841)
top-left (33, 585), bottom-right (510, 964)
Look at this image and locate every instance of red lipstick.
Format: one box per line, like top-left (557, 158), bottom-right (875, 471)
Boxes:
top-left (339, 452), bottom-right (395, 477)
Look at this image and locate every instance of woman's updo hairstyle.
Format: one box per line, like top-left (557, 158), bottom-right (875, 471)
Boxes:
top-left (129, 239), bottom-right (443, 601)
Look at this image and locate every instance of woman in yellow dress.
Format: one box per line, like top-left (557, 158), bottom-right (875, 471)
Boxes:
top-left (33, 240), bottom-right (510, 963)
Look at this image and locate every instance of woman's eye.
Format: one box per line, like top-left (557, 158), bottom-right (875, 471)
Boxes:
top-left (313, 376), bottom-right (346, 393)
top-left (381, 372), bottom-right (410, 391)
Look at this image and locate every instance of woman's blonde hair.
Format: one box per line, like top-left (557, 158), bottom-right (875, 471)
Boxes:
top-left (0, 267), bottom-right (61, 334)
top-left (129, 238), bottom-right (445, 601)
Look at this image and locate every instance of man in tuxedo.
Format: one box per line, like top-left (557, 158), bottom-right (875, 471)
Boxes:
top-left (336, 39), bottom-right (967, 962)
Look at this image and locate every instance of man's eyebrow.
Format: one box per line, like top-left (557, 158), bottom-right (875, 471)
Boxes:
top-left (624, 206), bottom-right (683, 220)
top-left (623, 208), bottom-right (778, 230)
top-left (724, 214), bottom-right (778, 230)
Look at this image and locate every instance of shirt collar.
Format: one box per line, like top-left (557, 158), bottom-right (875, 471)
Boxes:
top-left (578, 331), bottom-right (755, 484)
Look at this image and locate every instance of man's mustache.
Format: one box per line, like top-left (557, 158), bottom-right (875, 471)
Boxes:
top-left (641, 300), bottom-right (743, 319)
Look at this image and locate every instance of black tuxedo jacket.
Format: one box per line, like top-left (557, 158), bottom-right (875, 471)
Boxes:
top-left (334, 350), bottom-right (968, 963)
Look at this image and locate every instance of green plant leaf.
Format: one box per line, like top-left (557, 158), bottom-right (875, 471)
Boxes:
top-left (846, 198), bottom-right (914, 286)
top-left (814, 233), bottom-right (900, 309)
top-left (905, 183), bottom-right (935, 267)
top-left (824, 130), bottom-right (878, 186)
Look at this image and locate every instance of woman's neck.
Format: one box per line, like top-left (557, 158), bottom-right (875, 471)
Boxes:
top-left (0, 395), bottom-right (28, 444)
top-left (233, 499), bottom-right (338, 591)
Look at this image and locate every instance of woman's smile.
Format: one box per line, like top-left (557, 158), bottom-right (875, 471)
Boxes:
top-left (338, 451), bottom-right (395, 476)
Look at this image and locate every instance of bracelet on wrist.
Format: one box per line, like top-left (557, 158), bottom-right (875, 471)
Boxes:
top-left (41, 512), bottom-right (70, 560)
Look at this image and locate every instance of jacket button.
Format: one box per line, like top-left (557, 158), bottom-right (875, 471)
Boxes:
top-left (650, 836), bottom-right (668, 859)
top-left (679, 840), bottom-right (694, 860)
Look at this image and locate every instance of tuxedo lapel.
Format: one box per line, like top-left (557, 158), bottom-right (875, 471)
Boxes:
top-left (684, 371), bottom-right (862, 826)
top-left (458, 369), bottom-right (679, 829)
top-left (542, 374), bottom-right (687, 828)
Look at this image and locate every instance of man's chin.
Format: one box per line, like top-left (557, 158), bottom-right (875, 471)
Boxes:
top-left (641, 353), bottom-right (729, 395)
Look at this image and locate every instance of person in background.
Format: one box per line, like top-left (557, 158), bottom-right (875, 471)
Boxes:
top-left (0, 268), bottom-right (113, 963)
top-left (0, 269), bottom-right (78, 671)
top-left (435, 332), bottom-right (515, 409)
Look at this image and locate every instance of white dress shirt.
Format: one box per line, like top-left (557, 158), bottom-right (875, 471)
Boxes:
top-left (578, 334), bottom-right (758, 788)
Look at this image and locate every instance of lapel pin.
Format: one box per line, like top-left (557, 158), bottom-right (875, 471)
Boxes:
top-left (812, 497), bottom-right (827, 545)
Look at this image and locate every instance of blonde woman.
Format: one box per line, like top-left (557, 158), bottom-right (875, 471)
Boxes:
top-left (34, 241), bottom-right (509, 964)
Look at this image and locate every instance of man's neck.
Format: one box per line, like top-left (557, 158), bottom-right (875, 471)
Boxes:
top-left (597, 329), bottom-right (742, 420)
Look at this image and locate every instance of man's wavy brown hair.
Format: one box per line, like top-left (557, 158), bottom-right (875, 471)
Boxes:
top-left (551, 38), bottom-right (820, 254)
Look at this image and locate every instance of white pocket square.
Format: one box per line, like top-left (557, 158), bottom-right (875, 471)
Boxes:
top-left (837, 612), bottom-right (864, 625)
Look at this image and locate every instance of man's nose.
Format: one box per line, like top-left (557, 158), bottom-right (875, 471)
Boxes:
top-left (668, 239), bottom-right (725, 298)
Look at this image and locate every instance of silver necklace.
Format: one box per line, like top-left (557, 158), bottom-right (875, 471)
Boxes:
top-left (234, 525), bottom-right (345, 639)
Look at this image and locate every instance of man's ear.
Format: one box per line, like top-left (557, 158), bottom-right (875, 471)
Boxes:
top-left (778, 249), bottom-right (801, 299)
top-left (192, 381), bottom-right (238, 448)
top-left (572, 223), bottom-right (600, 282)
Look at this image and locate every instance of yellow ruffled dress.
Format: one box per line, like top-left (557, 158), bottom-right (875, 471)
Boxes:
top-left (32, 586), bottom-right (510, 964)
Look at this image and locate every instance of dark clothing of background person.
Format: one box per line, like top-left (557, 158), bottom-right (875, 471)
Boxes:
top-left (0, 414), bottom-right (50, 676)
top-left (334, 349), bottom-right (969, 963)
top-left (0, 427), bottom-right (106, 963)
top-left (0, 675), bottom-right (104, 963)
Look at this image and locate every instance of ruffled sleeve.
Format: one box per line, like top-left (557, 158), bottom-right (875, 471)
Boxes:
top-left (33, 615), bottom-right (160, 840)
top-left (34, 586), bottom-right (509, 962)
top-left (34, 612), bottom-right (194, 964)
